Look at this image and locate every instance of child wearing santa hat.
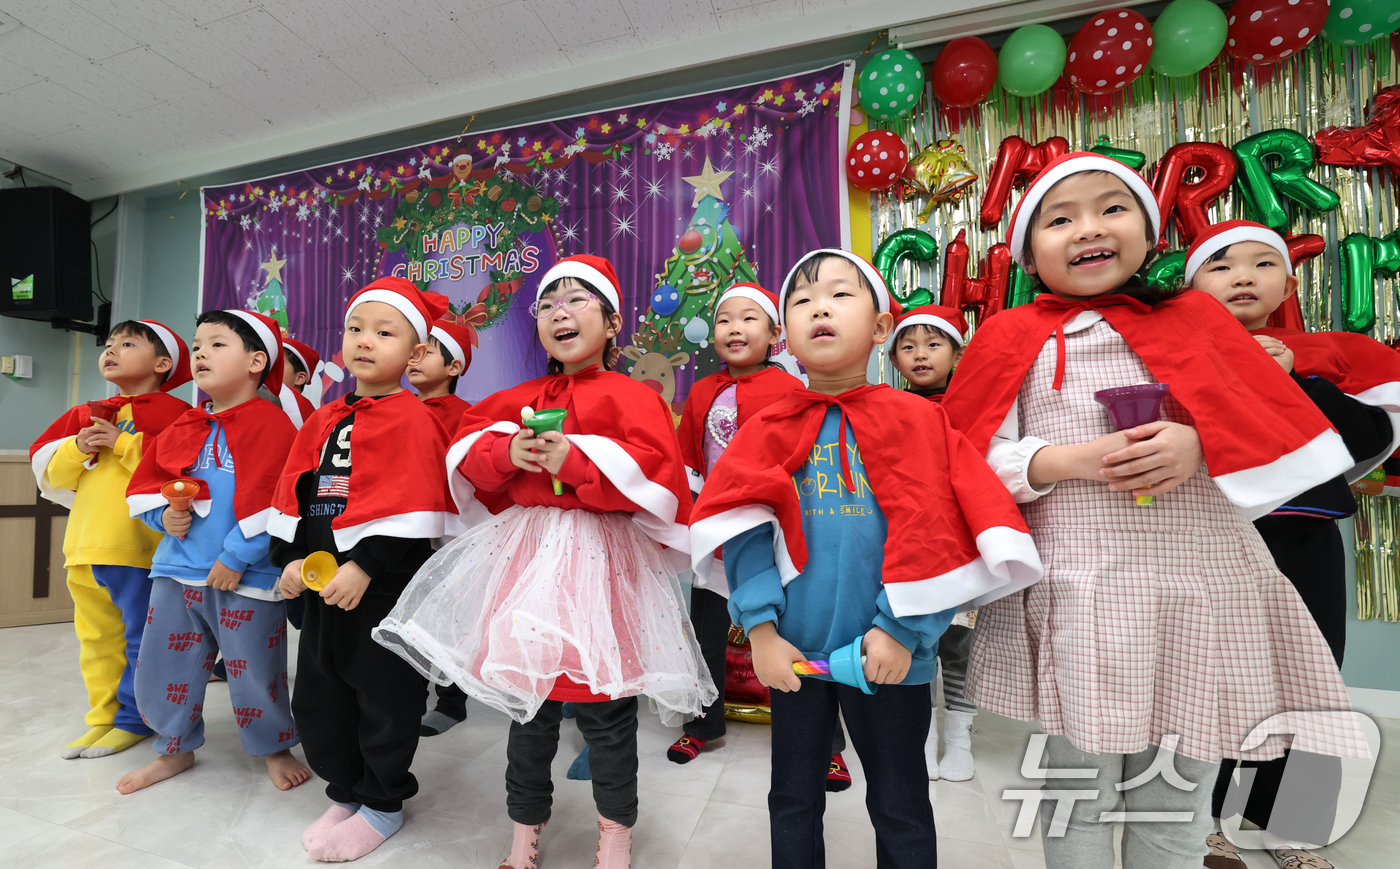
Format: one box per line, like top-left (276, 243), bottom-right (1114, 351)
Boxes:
top-left (408, 315), bottom-right (475, 739)
top-left (691, 249), bottom-right (1042, 869)
top-left (887, 303), bottom-right (980, 782)
top-left (940, 155), bottom-right (1368, 869)
top-left (270, 278), bottom-right (454, 862)
top-left (282, 337), bottom-right (320, 423)
top-left (120, 310), bottom-right (309, 796)
top-left (671, 283), bottom-right (858, 785)
top-left (373, 255), bottom-right (713, 869)
top-left (29, 319), bottom-right (191, 761)
top-left (1187, 220), bottom-right (1399, 868)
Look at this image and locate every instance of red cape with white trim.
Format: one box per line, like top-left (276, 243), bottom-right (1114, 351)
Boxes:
top-left (679, 365), bottom-right (804, 492)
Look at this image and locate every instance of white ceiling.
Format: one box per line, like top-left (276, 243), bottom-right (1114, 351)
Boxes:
top-left (0, 0), bottom-right (880, 196)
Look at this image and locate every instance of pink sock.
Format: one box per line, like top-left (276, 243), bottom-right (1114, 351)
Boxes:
top-left (308, 813), bottom-right (388, 862)
top-left (498, 821), bottom-right (546, 869)
top-left (302, 804), bottom-right (356, 851)
top-left (594, 815), bottom-right (631, 869)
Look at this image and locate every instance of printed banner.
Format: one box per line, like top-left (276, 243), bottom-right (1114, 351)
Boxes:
top-left (201, 63), bottom-right (852, 413)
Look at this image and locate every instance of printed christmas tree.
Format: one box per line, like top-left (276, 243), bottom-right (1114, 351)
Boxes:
top-left (630, 158), bottom-right (758, 358)
top-left (254, 248), bottom-right (289, 331)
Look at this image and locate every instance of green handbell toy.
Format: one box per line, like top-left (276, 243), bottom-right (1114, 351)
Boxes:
top-left (521, 406), bottom-right (569, 495)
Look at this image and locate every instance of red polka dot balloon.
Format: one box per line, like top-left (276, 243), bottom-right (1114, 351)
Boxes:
top-left (1066, 9), bottom-right (1155, 95)
top-left (1225, 0), bottom-right (1328, 64)
top-left (846, 130), bottom-right (907, 192)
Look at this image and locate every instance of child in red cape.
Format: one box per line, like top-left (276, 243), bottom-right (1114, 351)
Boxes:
top-left (671, 283), bottom-right (858, 778)
top-left (29, 319), bottom-right (191, 760)
top-left (270, 278), bottom-right (454, 862)
top-left (408, 316), bottom-right (475, 739)
top-left (120, 310), bottom-right (308, 796)
top-left (689, 250), bottom-right (1042, 869)
top-left (372, 255), bottom-right (713, 869)
top-left (281, 336), bottom-right (320, 428)
top-left (1188, 220), bottom-right (1398, 867)
top-left (940, 154), bottom-right (1368, 869)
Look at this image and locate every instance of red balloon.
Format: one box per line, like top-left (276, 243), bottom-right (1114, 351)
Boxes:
top-left (1150, 142), bottom-right (1237, 247)
top-left (846, 130), bottom-right (907, 192)
top-left (1225, 0), bottom-right (1326, 65)
top-left (942, 230), bottom-right (1011, 324)
top-left (1066, 9), bottom-right (1154, 95)
top-left (978, 135), bottom-right (1071, 227)
top-left (932, 37), bottom-right (998, 108)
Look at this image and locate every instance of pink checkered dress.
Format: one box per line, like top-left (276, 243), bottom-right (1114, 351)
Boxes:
top-left (967, 318), bottom-right (1366, 763)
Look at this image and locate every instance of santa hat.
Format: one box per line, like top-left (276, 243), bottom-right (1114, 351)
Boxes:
top-left (282, 337), bottom-right (319, 376)
top-left (894, 304), bottom-right (969, 347)
top-left (538, 255), bottom-right (622, 311)
top-left (345, 277), bottom-right (449, 343)
top-left (429, 319), bottom-right (474, 371)
top-left (226, 310), bottom-right (286, 395)
top-left (140, 319), bottom-right (192, 393)
top-left (778, 249), bottom-right (890, 327)
top-left (1183, 220), bottom-right (1293, 286)
top-left (716, 282), bottom-right (780, 326)
top-left (1008, 152), bottom-right (1160, 268)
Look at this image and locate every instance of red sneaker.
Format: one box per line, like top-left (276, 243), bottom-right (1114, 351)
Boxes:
top-left (666, 735), bottom-right (707, 764)
top-left (827, 753), bottom-right (852, 792)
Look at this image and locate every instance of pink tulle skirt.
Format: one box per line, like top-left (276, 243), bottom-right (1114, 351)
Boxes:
top-left (373, 505), bottom-right (716, 725)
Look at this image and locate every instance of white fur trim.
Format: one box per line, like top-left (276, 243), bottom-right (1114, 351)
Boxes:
top-left (1009, 155), bottom-right (1160, 267)
top-left (1215, 429), bottom-right (1353, 520)
top-left (268, 509), bottom-right (300, 542)
top-left (283, 342), bottom-right (312, 374)
top-left (884, 526), bottom-right (1043, 617)
top-left (30, 438), bottom-right (76, 509)
top-left (348, 289), bottom-right (430, 342)
top-left (717, 286), bottom-right (779, 325)
top-left (430, 325), bottom-right (466, 364)
top-left (279, 384), bottom-right (304, 429)
top-left (126, 491), bottom-right (171, 519)
top-left (237, 506), bottom-right (274, 539)
top-left (1184, 226), bottom-right (1293, 284)
top-left (445, 421), bottom-right (521, 531)
top-left (566, 433), bottom-right (687, 553)
top-left (778, 249), bottom-right (889, 326)
top-left (1342, 383), bottom-right (1400, 484)
top-left (895, 314), bottom-right (965, 345)
top-left (142, 320), bottom-right (181, 384)
top-left (332, 510), bottom-right (448, 551)
top-left (538, 260), bottom-right (620, 310)
top-left (227, 310), bottom-right (281, 369)
top-left (690, 504), bottom-right (799, 590)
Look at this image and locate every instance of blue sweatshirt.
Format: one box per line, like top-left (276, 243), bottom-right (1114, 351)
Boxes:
top-left (723, 407), bottom-right (954, 685)
top-left (139, 417), bottom-right (280, 601)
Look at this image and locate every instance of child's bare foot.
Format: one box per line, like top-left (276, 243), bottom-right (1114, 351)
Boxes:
top-left (116, 752), bottom-right (194, 794)
top-left (265, 749), bottom-right (312, 790)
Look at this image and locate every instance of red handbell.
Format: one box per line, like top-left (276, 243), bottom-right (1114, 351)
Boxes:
top-left (1151, 142), bottom-right (1236, 248)
top-left (979, 135), bottom-right (1071, 227)
top-left (942, 229), bottom-right (1012, 325)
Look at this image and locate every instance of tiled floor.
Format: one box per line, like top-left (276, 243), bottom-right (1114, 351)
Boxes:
top-left (0, 621), bottom-right (1394, 868)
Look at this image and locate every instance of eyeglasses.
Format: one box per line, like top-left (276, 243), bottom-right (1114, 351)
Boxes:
top-left (530, 293), bottom-right (597, 319)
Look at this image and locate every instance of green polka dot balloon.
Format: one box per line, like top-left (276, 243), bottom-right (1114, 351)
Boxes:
top-left (1321, 0), bottom-right (1400, 45)
top-left (857, 49), bottom-right (925, 121)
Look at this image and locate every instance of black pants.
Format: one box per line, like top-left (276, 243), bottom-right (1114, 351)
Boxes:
top-left (432, 682), bottom-right (468, 720)
top-left (1213, 518), bottom-right (1347, 836)
top-left (506, 696), bottom-right (640, 827)
top-left (769, 680), bottom-right (937, 869)
top-left (686, 587), bottom-right (848, 753)
top-left (292, 591), bottom-right (428, 812)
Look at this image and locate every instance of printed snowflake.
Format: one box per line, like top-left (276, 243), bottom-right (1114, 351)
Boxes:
top-left (654, 142), bottom-right (675, 160)
top-left (240, 215), bottom-right (252, 230)
top-left (797, 98), bottom-right (818, 117)
top-left (296, 204), bottom-right (310, 221)
top-left (268, 199), bottom-right (281, 212)
top-left (749, 125), bottom-right (773, 148)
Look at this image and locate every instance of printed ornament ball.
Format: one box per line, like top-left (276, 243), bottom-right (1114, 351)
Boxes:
top-left (1066, 9), bottom-right (1155, 95)
top-left (1226, 0), bottom-right (1328, 63)
top-left (678, 229), bottom-right (704, 253)
top-left (501, 197), bottom-right (517, 212)
top-left (857, 49), bottom-right (925, 120)
top-left (846, 130), bottom-right (908, 192)
top-left (683, 316), bottom-right (711, 345)
top-left (651, 284), bottom-right (682, 316)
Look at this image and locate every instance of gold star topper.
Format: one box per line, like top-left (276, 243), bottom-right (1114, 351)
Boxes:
top-left (682, 157), bottom-right (734, 207)
top-left (260, 250), bottom-right (287, 285)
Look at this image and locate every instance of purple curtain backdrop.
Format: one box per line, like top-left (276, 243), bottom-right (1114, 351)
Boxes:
top-left (202, 64), bottom-right (847, 407)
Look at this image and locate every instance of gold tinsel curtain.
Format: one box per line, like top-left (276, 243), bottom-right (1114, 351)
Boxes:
top-left (870, 35), bottom-right (1399, 619)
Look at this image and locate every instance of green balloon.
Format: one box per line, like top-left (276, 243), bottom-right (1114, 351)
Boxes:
top-left (1150, 0), bottom-right (1228, 77)
top-left (1145, 250), bottom-right (1187, 293)
top-left (874, 228), bottom-right (939, 305)
top-left (858, 49), bottom-right (924, 121)
top-left (996, 24), bottom-right (1066, 98)
top-left (1322, 1), bottom-right (1400, 46)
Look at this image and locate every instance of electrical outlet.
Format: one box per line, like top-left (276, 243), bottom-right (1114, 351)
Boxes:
top-left (1, 356), bottom-right (13, 374)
